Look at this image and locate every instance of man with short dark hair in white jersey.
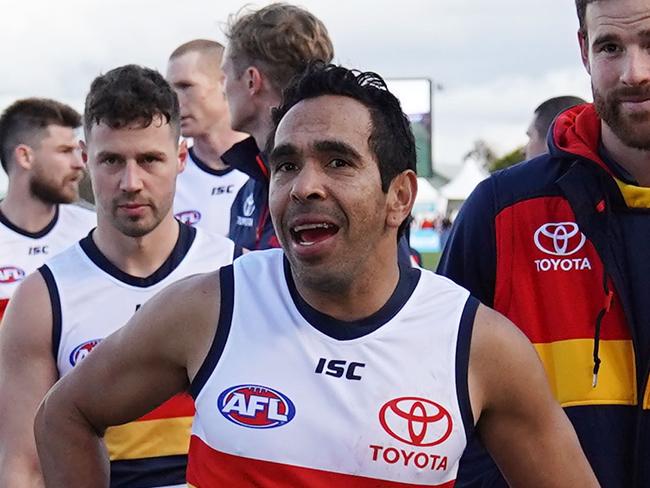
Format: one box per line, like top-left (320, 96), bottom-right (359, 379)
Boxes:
top-left (0, 65), bottom-right (235, 487)
top-left (167, 39), bottom-right (249, 236)
top-left (35, 64), bottom-right (598, 487)
top-left (0, 98), bottom-right (96, 322)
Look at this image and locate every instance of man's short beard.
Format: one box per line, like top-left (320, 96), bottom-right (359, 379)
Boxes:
top-left (29, 177), bottom-right (76, 204)
top-left (594, 85), bottom-right (650, 151)
top-left (114, 219), bottom-right (159, 238)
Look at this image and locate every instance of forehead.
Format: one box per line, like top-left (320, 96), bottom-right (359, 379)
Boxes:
top-left (274, 95), bottom-right (372, 151)
top-left (585, 0), bottom-right (650, 36)
top-left (32, 124), bottom-right (79, 147)
top-left (39, 125), bottom-right (77, 146)
top-left (525, 118), bottom-right (538, 138)
top-left (168, 51), bottom-right (213, 78)
top-left (86, 120), bottom-right (175, 153)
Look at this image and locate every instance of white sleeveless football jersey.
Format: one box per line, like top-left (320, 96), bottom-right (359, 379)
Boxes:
top-left (187, 249), bottom-right (476, 487)
top-left (0, 204), bottom-right (95, 320)
top-left (42, 223), bottom-right (235, 488)
top-left (174, 148), bottom-right (249, 236)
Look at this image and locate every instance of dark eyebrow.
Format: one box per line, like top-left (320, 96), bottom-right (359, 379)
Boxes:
top-left (96, 151), bottom-right (122, 160)
top-left (139, 150), bottom-right (167, 160)
top-left (269, 139), bottom-right (362, 163)
top-left (269, 143), bottom-right (299, 162)
top-left (313, 140), bottom-right (361, 161)
top-left (591, 33), bottom-right (620, 47)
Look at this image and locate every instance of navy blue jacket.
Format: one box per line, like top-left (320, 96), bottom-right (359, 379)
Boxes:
top-left (439, 104), bottom-right (650, 487)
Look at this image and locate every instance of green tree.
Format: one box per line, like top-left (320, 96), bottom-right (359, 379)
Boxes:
top-left (488, 146), bottom-right (525, 173)
top-left (463, 139), bottom-right (497, 169)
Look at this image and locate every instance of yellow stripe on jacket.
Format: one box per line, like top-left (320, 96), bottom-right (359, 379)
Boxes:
top-left (534, 339), bottom-right (637, 407)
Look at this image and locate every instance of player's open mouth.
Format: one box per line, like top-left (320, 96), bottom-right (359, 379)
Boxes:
top-left (290, 223), bottom-right (339, 246)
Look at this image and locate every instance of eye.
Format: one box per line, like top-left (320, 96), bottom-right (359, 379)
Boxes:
top-left (328, 158), bottom-right (349, 168)
top-left (276, 161), bottom-right (298, 172)
top-left (142, 155), bottom-right (161, 164)
top-left (101, 156), bottom-right (119, 165)
top-left (599, 43), bottom-right (621, 54)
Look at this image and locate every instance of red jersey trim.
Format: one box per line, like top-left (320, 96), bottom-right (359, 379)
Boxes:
top-left (187, 435), bottom-right (456, 488)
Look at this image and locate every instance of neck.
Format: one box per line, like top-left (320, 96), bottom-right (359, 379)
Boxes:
top-left (0, 179), bottom-right (58, 232)
top-left (249, 116), bottom-right (274, 153)
top-left (249, 93), bottom-right (280, 151)
top-left (192, 126), bottom-right (248, 170)
top-left (91, 214), bottom-right (180, 278)
top-left (293, 248), bottom-right (401, 322)
top-left (602, 123), bottom-right (650, 186)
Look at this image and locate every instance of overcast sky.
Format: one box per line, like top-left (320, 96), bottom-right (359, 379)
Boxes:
top-left (0, 0), bottom-right (592, 187)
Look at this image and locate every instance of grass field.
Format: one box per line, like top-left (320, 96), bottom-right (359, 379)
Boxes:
top-left (420, 252), bottom-right (441, 271)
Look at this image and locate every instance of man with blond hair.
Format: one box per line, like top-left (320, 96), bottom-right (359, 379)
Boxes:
top-left (220, 3), bottom-right (334, 250)
top-left (167, 39), bottom-right (249, 237)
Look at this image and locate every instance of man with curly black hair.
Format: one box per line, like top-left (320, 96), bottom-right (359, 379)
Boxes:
top-left (35, 64), bottom-right (597, 488)
top-left (0, 65), bottom-right (235, 488)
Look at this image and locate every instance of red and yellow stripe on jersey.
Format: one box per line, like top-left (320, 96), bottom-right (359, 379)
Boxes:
top-left (107, 393), bottom-right (194, 487)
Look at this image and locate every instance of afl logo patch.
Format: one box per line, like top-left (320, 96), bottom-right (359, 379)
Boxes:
top-left (175, 210), bottom-right (201, 226)
top-left (69, 339), bottom-right (102, 366)
top-left (218, 384), bottom-right (295, 429)
top-left (0, 266), bottom-right (25, 284)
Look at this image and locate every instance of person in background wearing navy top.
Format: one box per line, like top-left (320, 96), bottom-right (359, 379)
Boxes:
top-left (439, 0), bottom-right (650, 486)
top-left (220, 3), bottom-right (334, 251)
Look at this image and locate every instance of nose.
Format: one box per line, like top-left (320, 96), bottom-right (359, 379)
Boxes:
top-left (620, 46), bottom-right (650, 86)
top-left (119, 160), bottom-right (143, 193)
top-left (71, 149), bottom-right (85, 170)
top-left (290, 162), bottom-right (326, 203)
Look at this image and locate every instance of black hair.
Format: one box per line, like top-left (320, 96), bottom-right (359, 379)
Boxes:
top-left (534, 95), bottom-right (587, 137)
top-left (269, 62), bottom-right (416, 237)
top-left (84, 64), bottom-right (180, 141)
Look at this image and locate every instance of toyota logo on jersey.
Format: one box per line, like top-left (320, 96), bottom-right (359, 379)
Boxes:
top-left (379, 397), bottom-right (453, 447)
top-left (175, 210), bottom-right (202, 226)
top-left (218, 384), bottom-right (296, 429)
top-left (0, 266), bottom-right (26, 284)
top-left (534, 222), bottom-right (586, 256)
top-left (69, 339), bottom-right (102, 366)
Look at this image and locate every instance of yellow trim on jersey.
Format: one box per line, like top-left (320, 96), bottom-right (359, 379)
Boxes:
top-left (643, 377), bottom-right (650, 410)
top-left (615, 178), bottom-right (650, 209)
top-left (106, 416), bottom-right (193, 460)
top-left (534, 339), bottom-right (637, 407)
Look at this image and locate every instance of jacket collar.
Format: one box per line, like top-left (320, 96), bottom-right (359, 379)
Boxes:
top-left (549, 103), bottom-right (613, 176)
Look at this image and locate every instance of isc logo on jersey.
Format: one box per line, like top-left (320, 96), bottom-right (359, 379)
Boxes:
top-left (0, 266), bottom-right (26, 284)
top-left (175, 210), bottom-right (202, 226)
top-left (69, 339), bottom-right (102, 366)
top-left (218, 384), bottom-right (295, 429)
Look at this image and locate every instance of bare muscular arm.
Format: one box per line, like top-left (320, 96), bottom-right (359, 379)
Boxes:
top-left (469, 304), bottom-right (599, 488)
top-left (34, 270), bottom-right (222, 488)
top-left (0, 273), bottom-right (57, 488)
